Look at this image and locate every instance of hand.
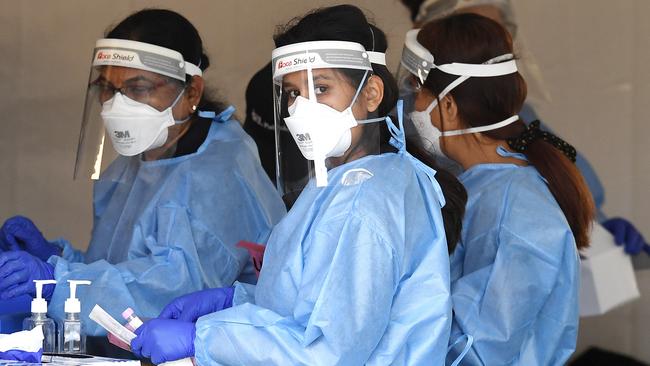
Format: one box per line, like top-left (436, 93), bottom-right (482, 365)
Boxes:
top-left (159, 286), bottom-right (234, 322)
top-left (0, 216), bottom-right (60, 261)
top-left (602, 217), bottom-right (649, 255)
top-left (0, 251), bottom-right (55, 300)
top-left (131, 319), bottom-right (195, 364)
top-left (0, 349), bottom-right (42, 363)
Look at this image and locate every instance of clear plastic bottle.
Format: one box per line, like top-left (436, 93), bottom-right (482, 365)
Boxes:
top-left (23, 280), bottom-right (57, 353)
top-left (60, 280), bottom-right (91, 354)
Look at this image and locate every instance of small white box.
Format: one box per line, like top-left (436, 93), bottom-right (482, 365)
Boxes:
top-left (579, 222), bottom-right (640, 316)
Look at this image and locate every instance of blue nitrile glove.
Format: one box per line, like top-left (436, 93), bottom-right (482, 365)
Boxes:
top-left (0, 216), bottom-right (60, 261)
top-left (131, 319), bottom-right (195, 364)
top-left (0, 349), bottom-right (43, 363)
top-left (159, 286), bottom-right (234, 322)
top-left (0, 251), bottom-right (55, 300)
top-left (602, 217), bottom-right (650, 255)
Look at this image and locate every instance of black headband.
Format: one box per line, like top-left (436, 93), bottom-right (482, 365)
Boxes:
top-left (506, 120), bottom-right (577, 163)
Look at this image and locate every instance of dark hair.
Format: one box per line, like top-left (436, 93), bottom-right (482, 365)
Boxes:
top-left (106, 8), bottom-right (225, 113)
top-left (418, 13), bottom-right (594, 249)
top-left (399, 0), bottom-right (427, 21)
top-left (274, 4), bottom-right (466, 251)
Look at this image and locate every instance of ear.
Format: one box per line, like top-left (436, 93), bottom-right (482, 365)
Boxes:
top-left (364, 75), bottom-right (384, 113)
top-left (185, 75), bottom-right (204, 112)
top-left (440, 94), bottom-right (461, 130)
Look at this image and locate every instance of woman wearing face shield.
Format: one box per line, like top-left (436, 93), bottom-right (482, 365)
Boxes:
top-left (0, 9), bottom-right (286, 338)
top-left (127, 5), bottom-right (467, 365)
top-left (398, 13), bottom-right (595, 364)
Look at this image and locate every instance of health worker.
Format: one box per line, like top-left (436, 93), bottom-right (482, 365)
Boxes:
top-left (0, 9), bottom-right (286, 336)
top-left (128, 5), bottom-right (468, 365)
top-left (397, 13), bottom-right (595, 365)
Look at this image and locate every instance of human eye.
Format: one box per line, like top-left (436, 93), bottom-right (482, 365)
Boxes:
top-left (125, 84), bottom-right (154, 101)
top-left (285, 89), bottom-right (300, 99)
top-left (314, 85), bottom-right (328, 95)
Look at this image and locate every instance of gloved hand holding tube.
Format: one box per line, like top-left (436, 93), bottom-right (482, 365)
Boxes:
top-left (0, 216), bottom-right (61, 261)
top-left (131, 319), bottom-right (196, 365)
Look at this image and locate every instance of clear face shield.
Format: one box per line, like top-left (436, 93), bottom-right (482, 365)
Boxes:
top-left (74, 39), bottom-right (203, 180)
top-left (271, 41), bottom-right (386, 202)
top-left (396, 29), bottom-right (520, 163)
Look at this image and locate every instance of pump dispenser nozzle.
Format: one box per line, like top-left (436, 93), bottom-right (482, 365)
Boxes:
top-left (65, 280), bottom-right (92, 314)
top-left (31, 280), bottom-right (57, 313)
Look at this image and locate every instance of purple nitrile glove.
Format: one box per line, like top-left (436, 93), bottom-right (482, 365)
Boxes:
top-left (0, 216), bottom-right (60, 261)
top-left (131, 319), bottom-right (196, 364)
top-left (0, 251), bottom-right (55, 300)
top-left (602, 217), bottom-right (649, 255)
top-left (159, 286), bottom-right (234, 322)
top-left (0, 349), bottom-right (43, 363)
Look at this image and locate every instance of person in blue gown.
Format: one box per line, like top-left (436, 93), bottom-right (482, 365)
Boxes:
top-left (0, 9), bottom-right (286, 336)
top-left (399, 0), bottom-right (648, 256)
top-left (128, 5), bottom-right (468, 365)
top-left (398, 13), bottom-right (596, 365)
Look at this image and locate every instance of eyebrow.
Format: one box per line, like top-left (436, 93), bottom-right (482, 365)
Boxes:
top-left (312, 74), bottom-right (333, 82)
top-left (282, 73), bottom-right (334, 89)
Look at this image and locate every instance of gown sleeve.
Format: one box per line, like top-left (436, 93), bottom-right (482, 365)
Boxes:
top-left (194, 215), bottom-right (399, 365)
top-left (48, 204), bottom-right (244, 336)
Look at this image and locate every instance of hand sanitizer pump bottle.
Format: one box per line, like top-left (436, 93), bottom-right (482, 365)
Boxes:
top-left (23, 279), bottom-right (57, 353)
top-left (60, 280), bottom-right (91, 354)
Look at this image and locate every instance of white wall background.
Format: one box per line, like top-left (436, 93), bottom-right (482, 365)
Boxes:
top-left (0, 0), bottom-right (648, 361)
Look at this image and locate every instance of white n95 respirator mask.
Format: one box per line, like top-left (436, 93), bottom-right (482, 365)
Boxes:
top-left (283, 95), bottom-right (357, 160)
top-left (100, 90), bottom-right (186, 156)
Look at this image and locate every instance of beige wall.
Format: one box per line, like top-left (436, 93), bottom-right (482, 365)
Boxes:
top-left (0, 0), bottom-right (648, 361)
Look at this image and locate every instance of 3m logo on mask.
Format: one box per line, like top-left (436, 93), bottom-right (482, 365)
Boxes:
top-left (114, 130), bottom-right (131, 139)
top-left (295, 133), bottom-right (311, 142)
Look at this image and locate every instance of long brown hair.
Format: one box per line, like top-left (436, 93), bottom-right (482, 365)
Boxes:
top-left (417, 13), bottom-right (594, 249)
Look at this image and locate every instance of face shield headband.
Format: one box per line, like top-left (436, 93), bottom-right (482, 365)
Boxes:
top-left (400, 29), bottom-right (520, 136)
top-left (92, 38), bottom-right (202, 81)
top-left (271, 40), bottom-right (387, 187)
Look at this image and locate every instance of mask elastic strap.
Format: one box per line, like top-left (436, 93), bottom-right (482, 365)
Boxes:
top-left (442, 115), bottom-right (519, 136)
top-left (447, 334), bottom-right (474, 366)
top-left (349, 70), bottom-right (370, 108)
top-left (170, 88), bottom-right (189, 124)
top-left (352, 71), bottom-right (387, 124)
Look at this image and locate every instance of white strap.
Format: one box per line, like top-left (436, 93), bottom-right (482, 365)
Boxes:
top-left (437, 59), bottom-right (517, 77)
top-left (184, 62), bottom-right (202, 77)
top-left (442, 115), bottom-right (519, 136)
top-left (367, 51), bottom-right (386, 66)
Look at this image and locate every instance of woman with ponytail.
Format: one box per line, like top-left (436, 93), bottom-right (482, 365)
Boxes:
top-left (397, 13), bottom-right (595, 365)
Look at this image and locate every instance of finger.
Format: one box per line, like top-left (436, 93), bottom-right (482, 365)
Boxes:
top-left (151, 350), bottom-right (166, 365)
top-left (130, 335), bottom-right (144, 357)
top-left (0, 251), bottom-right (24, 267)
top-left (159, 304), bottom-right (181, 320)
top-left (0, 257), bottom-right (27, 281)
top-left (627, 231), bottom-right (643, 254)
top-left (4, 281), bottom-right (33, 299)
top-left (177, 311), bottom-right (199, 323)
top-left (0, 268), bottom-right (29, 294)
top-left (4, 235), bottom-right (22, 251)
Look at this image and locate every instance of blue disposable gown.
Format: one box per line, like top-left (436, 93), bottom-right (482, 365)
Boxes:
top-left (193, 152), bottom-right (452, 365)
top-left (48, 110), bottom-right (287, 335)
top-left (447, 148), bottom-right (580, 365)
